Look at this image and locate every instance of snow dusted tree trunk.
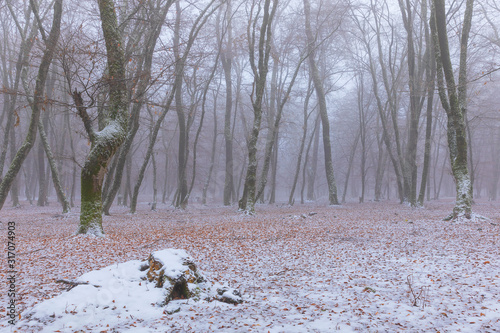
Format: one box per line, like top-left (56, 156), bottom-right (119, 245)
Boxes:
top-left (76, 0), bottom-right (128, 235)
top-left (431, 0), bottom-right (473, 219)
top-left (303, 0), bottom-right (339, 205)
top-left (0, 0), bottom-right (62, 211)
top-left (238, 0), bottom-right (278, 214)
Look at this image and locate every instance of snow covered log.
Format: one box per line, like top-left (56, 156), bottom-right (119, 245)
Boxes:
top-left (145, 249), bottom-right (242, 305)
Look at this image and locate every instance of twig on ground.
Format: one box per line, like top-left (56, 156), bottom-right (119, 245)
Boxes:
top-left (56, 279), bottom-right (101, 291)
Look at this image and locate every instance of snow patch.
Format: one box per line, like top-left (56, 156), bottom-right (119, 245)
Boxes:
top-left (12, 250), bottom-right (242, 332)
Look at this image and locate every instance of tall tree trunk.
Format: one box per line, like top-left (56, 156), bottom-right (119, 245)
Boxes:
top-left (489, 130), bottom-right (500, 200)
top-left (357, 74), bottom-right (367, 203)
top-left (221, 0), bottom-right (235, 206)
top-left (238, 0), bottom-right (278, 214)
top-left (202, 94), bottom-right (218, 205)
top-left (151, 150), bottom-right (157, 211)
top-left (374, 139), bottom-right (387, 202)
top-left (162, 146), bottom-right (169, 204)
top-left (268, 134), bottom-right (278, 204)
top-left (398, 0), bottom-right (427, 206)
top-left (418, 7), bottom-right (436, 206)
top-left (431, 0), bottom-right (474, 219)
top-left (172, 1), bottom-right (188, 209)
top-left (9, 121), bottom-right (20, 207)
top-left (306, 114), bottom-right (320, 201)
top-left (0, 0), bottom-right (62, 210)
top-left (289, 84), bottom-right (313, 205)
top-left (301, 113), bottom-right (319, 204)
top-left (303, 0), bottom-right (339, 205)
top-left (342, 131), bottom-right (360, 203)
top-left (257, 52), bottom-right (278, 204)
top-left (77, 0), bottom-right (128, 235)
top-left (38, 116), bottom-right (70, 212)
top-left (123, 153), bottom-right (132, 207)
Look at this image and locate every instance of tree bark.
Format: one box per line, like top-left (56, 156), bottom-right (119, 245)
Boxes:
top-left (77, 0), bottom-right (128, 235)
top-left (431, 0), bottom-right (474, 219)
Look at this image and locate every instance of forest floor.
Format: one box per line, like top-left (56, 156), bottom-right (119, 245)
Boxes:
top-left (0, 199), bottom-right (499, 332)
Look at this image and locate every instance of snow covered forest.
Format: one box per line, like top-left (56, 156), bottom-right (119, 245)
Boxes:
top-left (0, 0), bottom-right (499, 331)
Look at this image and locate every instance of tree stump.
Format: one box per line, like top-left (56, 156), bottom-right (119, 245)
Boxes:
top-left (145, 249), bottom-right (242, 305)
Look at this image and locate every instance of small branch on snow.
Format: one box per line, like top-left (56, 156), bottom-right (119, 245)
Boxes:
top-left (56, 279), bottom-right (101, 291)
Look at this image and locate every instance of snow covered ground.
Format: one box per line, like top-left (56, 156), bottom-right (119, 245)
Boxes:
top-left (1, 199), bottom-right (499, 332)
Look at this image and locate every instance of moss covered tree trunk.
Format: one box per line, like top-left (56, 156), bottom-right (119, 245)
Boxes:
top-left (238, 0), bottom-right (278, 214)
top-left (77, 0), bottom-right (128, 235)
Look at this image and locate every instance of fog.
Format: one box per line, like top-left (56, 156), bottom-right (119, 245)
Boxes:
top-left (0, 0), bottom-right (499, 216)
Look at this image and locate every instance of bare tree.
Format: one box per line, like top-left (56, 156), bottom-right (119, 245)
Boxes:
top-left (238, 0), bottom-right (278, 214)
top-left (0, 0), bottom-right (62, 211)
top-left (74, 0), bottom-right (128, 235)
top-left (303, 0), bottom-right (339, 205)
top-left (431, 0), bottom-right (474, 219)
